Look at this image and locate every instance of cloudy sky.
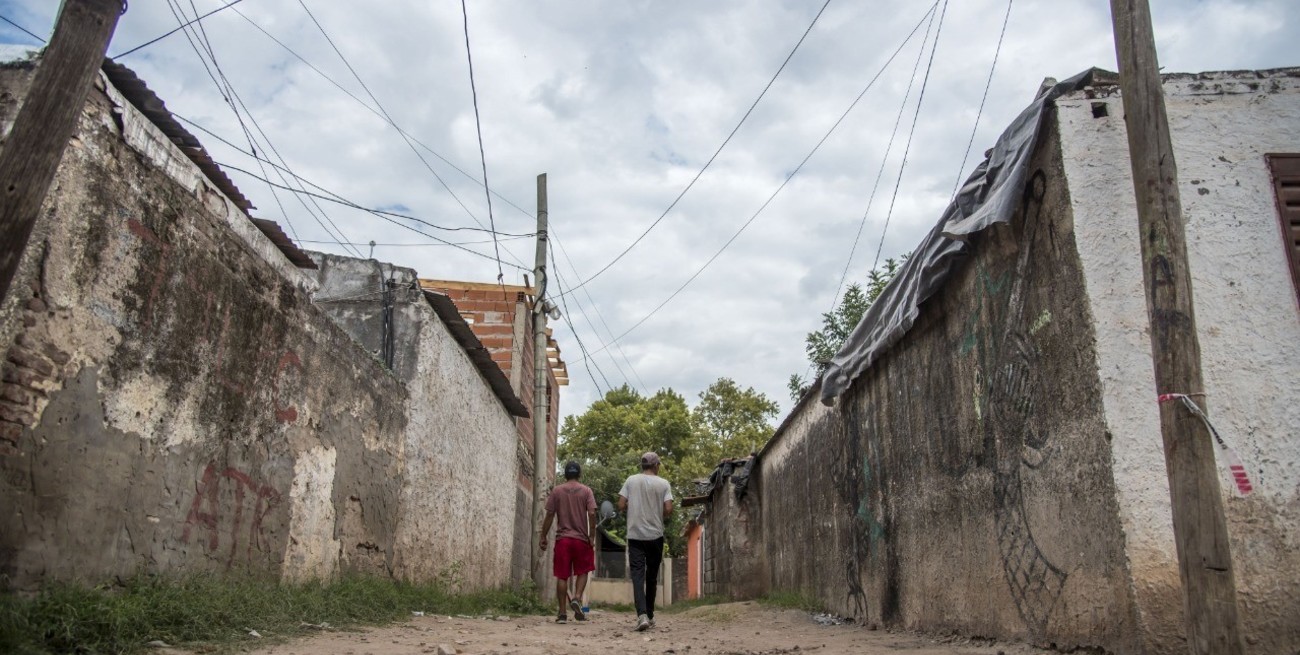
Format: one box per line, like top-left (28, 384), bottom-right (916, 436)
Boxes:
top-left (2, 0), bottom-right (1297, 422)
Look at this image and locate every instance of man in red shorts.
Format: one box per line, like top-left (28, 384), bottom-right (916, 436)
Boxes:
top-left (539, 460), bottom-right (597, 623)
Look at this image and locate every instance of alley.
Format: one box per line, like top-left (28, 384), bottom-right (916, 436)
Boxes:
top-left (249, 602), bottom-right (1053, 655)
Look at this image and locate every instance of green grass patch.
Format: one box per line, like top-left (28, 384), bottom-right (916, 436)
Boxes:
top-left (661, 595), bottom-right (727, 614)
top-left (758, 591), bottom-right (822, 612)
top-left (0, 574), bottom-right (547, 654)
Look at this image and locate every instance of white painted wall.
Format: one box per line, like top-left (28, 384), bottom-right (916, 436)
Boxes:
top-left (1060, 69), bottom-right (1300, 653)
top-left (393, 299), bottom-right (520, 590)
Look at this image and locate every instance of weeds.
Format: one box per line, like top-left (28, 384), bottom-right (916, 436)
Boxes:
top-left (0, 574), bottom-right (547, 654)
top-left (759, 591), bottom-right (822, 613)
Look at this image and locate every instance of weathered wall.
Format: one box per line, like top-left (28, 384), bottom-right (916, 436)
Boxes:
top-left (756, 112), bottom-right (1140, 651)
top-left (698, 460), bottom-right (764, 600)
top-left (1059, 69), bottom-right (1300, 654)
top-left (0, 63), bottom-right (521, 590)
top-left (310, 254), bottom-right (523, 590)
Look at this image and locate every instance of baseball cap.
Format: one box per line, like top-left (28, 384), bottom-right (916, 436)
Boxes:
top-left (564, 460), bottom-right (582, 478)
top-left (640, 452), bottom-right (661, 467)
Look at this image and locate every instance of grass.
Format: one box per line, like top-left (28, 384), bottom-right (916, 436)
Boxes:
top-left (758, 591), bottom-right (822, 613)
top-left (0, 574), bottom-right (548, 655)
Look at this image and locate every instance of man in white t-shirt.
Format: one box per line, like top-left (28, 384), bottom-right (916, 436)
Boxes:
top-left (618, 451), bottom-right (673, 632)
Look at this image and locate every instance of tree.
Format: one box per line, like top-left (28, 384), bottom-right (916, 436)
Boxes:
top-left (556, 378), bottom-right (779, 556)
top-left (789, 256), bottom-right (906, 401)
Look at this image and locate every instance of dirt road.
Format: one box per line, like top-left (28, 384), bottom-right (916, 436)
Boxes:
top-left (249, 601), bottom-right (1052, 655)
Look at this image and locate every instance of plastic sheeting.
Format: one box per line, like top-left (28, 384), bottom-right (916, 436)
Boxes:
top-left (820, 68), bottom-right (1113, 405)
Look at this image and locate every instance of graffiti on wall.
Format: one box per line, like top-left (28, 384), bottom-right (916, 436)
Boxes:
top-left (963, 171), bottom-right (1068, 633)
top-left (182, 462), bottom-right (281, 568)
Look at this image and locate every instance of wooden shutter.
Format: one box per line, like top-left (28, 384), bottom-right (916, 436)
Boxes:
top-left (1268, 154), bottom-right (1300, 306)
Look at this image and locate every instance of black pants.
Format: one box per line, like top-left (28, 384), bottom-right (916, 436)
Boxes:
top-left (627, 537), bottom-right (664, 619)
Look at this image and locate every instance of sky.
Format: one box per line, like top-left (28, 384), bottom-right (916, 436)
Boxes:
top-left (1, 0), bottom-right (1297, 424)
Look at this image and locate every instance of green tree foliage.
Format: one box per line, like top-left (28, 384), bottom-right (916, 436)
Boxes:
top-left (788, 256), bottom-right (906, 401)
top-left (557, 379), bottom-right (778, 556)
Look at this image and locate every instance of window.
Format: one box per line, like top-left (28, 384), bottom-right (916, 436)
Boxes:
top-left (1267, 154), bottom-right (1300, 306)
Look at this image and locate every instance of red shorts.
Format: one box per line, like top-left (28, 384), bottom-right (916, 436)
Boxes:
top-left (553, 537), bottom-right (595, 579)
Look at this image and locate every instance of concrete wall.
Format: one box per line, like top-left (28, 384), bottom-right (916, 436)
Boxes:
top-left (1059, 69), bottom-right (1300, 654)
top-left (709, 69), bottom-right (1300, 654)
top-left (0, 62), bottom-right (522, 591)
top-left (754, 113), bottom-right (1140, 651)
top-left (309, 254), bottom-right (523, 590)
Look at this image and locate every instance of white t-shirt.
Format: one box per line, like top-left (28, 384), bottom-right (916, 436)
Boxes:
top-left (619, 472), bottom-right (673, 541)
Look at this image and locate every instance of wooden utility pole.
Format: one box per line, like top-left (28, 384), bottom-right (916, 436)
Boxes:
top-left (531, 173), bottom-right (551, 592)
top-left (1108, 1), bottom-right (1244, 653)
top-left (0, 0), bottom-right (123, 303)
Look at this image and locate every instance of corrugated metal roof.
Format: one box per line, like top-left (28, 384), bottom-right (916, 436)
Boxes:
top-left (100, 59), bottom-right (316, 270)
top-left (423, 290), bottom-right (529, 418)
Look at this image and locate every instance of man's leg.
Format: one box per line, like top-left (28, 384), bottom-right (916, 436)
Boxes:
top-left (643, 537), bottom-right (665, 621)
top-left (627, 539), bottom-right (649, 618)
top-left (553, 540), bottom-right (570, 622)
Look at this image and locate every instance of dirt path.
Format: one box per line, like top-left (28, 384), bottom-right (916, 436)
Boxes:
top-left (249, 601), bottom-right (1053, 655)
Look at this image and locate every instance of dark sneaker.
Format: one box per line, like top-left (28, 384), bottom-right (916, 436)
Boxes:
top-left (569, 599), bottom-right (586, 621)
top-left (556, 613), bottom-right (567, 624)
top-left (634, 614), bottom-right (650, 631)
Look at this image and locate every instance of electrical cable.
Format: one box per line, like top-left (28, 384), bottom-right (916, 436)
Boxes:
top-left (216, 160), bottom-right (530, 270)
top-left (459, 0), bottom-right (504, 284)
top-left (824, 0), bottom-right (939, 329)
top-left (951, 0), bottom-right (1014, 198)
top-left (550, 246), bottom-right (629, 392)
top-left (870, 0), bottom-right (950, 274)
top-left (297, 236), bottom-right (533, 248)
top-left (557, 0), bottom-right (836, 299)
top-left (547, 254), bottom-right (612, 397)
top-left (295, 0), bottom-right (523, 272)
top-left (227, 5), bottom-right (542, 234)
top-left (801, 0), bottom-right (941, 385)
top-left (572, 3), bottom-right (942, 363)
top-left (166, 0), bottom-right (361, 255)
top-left (0, 14), bottom-right (44, 42)
top-left (113, 0), bottom-right (247, 59)
top-left (551, 228), bottom-right (648, 393)
top-left (174, 113), bottom-right (531, 237)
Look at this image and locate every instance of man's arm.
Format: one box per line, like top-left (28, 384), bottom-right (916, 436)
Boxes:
top-left (539, 509), bottom-right (556, 551)
top-left (663, 499), bottom-right (673, 518)
top-left (587, 508), bottom-right (597, 545)
top-left (617, 495), bottom-right (628, 513)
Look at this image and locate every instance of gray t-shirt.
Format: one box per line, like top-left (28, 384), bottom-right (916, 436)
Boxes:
top-left (619, 473), bottom-right (673, 541)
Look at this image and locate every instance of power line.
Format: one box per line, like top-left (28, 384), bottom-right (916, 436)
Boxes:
top-left (546, 253), bottom-right (612, 397)
top-left (557, 0), bottom-right (836, 299)
top-left (550, 245), bottom-right (631, 392)
top-left (870, 0), bottom-right (950, 274)
top-left (294, 0), bottom-right (524, 272)
top-left (0, 14), bottom-right (44, 42)
top-left (824, 0), bottom-right (940, 323)
top-left (175, 114), bottom-right (532, 237)
top-left (459, 0), bottom-right (504, 284)
top-left (551, 227), bottom-right (648, 393)
top-left (216, 160), bottom-right (531, 271)
top-left (113, 0), bottom-right (247, 59)
top-left (951, 0), bottom-right (1013, 198)
top-left (297, 236), bottom-right (533, 248)
top-left (227, 5), bottom-right (542, 235)
top-left (574, 3), bottom-right (943, 363)
top-left (166, 0), bottom-right (362, 256)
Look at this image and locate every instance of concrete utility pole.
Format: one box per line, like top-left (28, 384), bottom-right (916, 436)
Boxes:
top-left (531, 173), bottom-right (551, 592)
top-left (1108, 2), bottom-right (1244, 653)
top-left (0, 0), bottom-right (123, 303)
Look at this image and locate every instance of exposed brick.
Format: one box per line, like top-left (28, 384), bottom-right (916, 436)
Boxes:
top-left (474, 323), bottom-right (514, 337)
top-left (41, 344), bottom-right (71, 366)
top-left (0, 382), bottom-right (41, 406)
top-left (0, 401), bottom-right (34, 425)
top-left (6, 347), bottom-right (54, 377)
top-left (26, 297), bottom-right (46, 313)
top-left (0, 420), bottom-right (21, 444)
top-left (2, 365), bottom-right (40, 388)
